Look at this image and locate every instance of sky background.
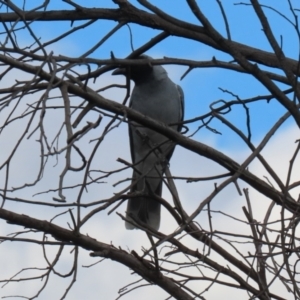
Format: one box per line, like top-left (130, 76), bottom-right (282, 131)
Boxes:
top-left (0, 0), bottom-right (300, 299)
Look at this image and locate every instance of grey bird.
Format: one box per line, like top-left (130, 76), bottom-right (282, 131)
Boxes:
top-left (112, 55), bottom-right (184, 230)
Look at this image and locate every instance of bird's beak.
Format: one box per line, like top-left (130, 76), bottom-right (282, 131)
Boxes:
top-left (112, 67), bottom-right (126, 75)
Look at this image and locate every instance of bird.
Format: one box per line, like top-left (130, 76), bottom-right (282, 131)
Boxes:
top-left (112, 55), bottom-right (184, 230)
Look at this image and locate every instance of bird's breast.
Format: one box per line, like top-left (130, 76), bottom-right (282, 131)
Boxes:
top-left (130, 80), bottom-right (181, 125)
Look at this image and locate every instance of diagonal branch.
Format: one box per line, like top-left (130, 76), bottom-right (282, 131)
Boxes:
top-left (0, 5), bottom-right (299, 74)
top-left (0, 53), bottom-right (299, 216)
top-left (0, 207), bottom-right (194, 300)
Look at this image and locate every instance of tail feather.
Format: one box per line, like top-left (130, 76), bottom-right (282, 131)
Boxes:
top-left (125, 174), bottom-right (162, 230)
top-left (125, 135), bottom-right (175, 230)
top-left (125, 196), bottom-right (161, 230)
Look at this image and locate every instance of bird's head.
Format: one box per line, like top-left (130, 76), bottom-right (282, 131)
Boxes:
top-left (112, 55), bottom-right (155, 83)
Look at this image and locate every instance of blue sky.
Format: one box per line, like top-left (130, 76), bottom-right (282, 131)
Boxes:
top-left (0, 1), bottom-right (299, 299)
top-left (11, 0), bottom-right (296, 151)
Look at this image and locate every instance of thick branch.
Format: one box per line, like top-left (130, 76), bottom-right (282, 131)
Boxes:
top-left (0, 207), bottom-right (193, 300)
top-left (0, 53), bottom-right (298, 216)
top-left (0, 6), bottom-right (299, 74)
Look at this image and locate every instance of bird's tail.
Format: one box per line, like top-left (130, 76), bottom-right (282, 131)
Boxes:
top-left (125, 174), bottom-right (162, 230)
top-left (125, 195), bottom-right (161, 230)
